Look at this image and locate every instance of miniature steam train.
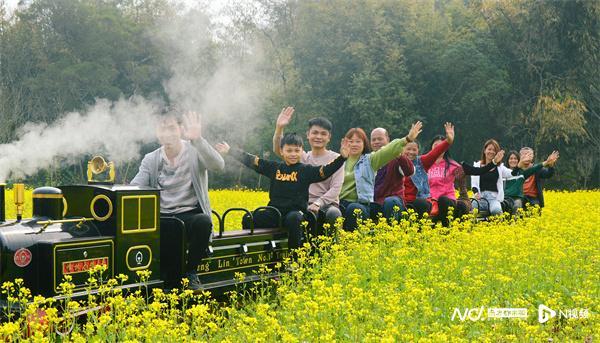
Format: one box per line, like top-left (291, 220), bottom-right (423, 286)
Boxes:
top-left (0, 157), bottom-right (290, 303)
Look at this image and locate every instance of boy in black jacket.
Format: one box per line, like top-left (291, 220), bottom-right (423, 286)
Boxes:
top-left (215, 133), bottom-right (348, 249)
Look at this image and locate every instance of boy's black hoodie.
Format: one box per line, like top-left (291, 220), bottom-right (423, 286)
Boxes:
top-left (230, 148), bottom-right (346, 214)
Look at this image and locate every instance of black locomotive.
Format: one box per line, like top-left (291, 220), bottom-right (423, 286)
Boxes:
top-left (0, 158), bottom-right (290, 303)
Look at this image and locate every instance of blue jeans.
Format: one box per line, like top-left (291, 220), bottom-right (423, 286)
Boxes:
top-left (473, 191), bottom-right (503, 215)
top-left (340, 200), bottom-right (382, 231)
top-left (382, 196), bottom-right (406, 221)
top-left (341, 200), bottom-right (368, 231)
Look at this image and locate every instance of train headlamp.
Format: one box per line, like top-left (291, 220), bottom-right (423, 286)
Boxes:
top-left (87, 156), bottom-right (115, 184)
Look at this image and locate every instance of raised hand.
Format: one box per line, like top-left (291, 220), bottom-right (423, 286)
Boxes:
top-left (407, 121), bottom-right (423, 142)
top-left (545, 150), bottom-right (560, 167)
top-left (493, 149), bottom-right (505, 164)
top-left (444, 122), bottom-right (455, 144)
top-left (276, 107), bottom-right (295, 129)
top-left (340, 138), bottom-right (350, 158)
top-left (182, 111), bottom-right (202, 141)
top-left (215, 142), bottom-right (230, 155)
top-left (518, 150), bottom-right (534, 168)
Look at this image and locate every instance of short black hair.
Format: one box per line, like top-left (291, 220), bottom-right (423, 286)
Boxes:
top-left (507, 150), bottom-right (520, 162)
top-left (158, 114), bottom-right (182, 127)
top-left (308, 117), bottom-right (333, 132)
top-left (280, 132), bottom-right (304, 148)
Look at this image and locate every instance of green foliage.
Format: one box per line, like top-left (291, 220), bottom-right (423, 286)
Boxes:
top-left (0, 0), bottom-right (169, 142)
top-left (1, 0), bottom-right (599, 188)
top-left (251, 0), bottom-right (599, 188)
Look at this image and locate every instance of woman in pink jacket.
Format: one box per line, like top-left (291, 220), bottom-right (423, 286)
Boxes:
top-left (427, 135), bottom-right (504, 226)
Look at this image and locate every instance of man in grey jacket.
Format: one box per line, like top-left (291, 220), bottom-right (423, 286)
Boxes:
top-left (131, 111), bottom-right (224, 290)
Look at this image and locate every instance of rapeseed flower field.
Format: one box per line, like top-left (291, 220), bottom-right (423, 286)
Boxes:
top-left (1, 189), bottom-right (598, 341)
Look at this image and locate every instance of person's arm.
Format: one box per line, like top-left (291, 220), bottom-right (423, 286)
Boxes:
top-left (466, 148), bottom-right (505, 181)
top-left (312, 158), bottom-right (344, 208)
top-left (538, 151), bottom-right (559, 178)
top-left (521, 163), bottom-right (543, 178)
top-left (130, 155), bottom-right (152, 186)
top-left (420, 122), bottom-right (455, 171)
top-left (370, 121), bottom-right (423, 171)
top-left (191, 138), bottom-right (225, 172)
top-left (398, 156), bottom-right (414, 176)
top-left (420, 140), bottom-right (450, 171)
top-left (272, 107), bottom-right (294, 158)
top-left (370, 138), bottom-right (408, 170)
top-left (460, 161), bottom-right (496, 176)
top-left (497, 164), bottom-right (514, 179)
top-left (305, 155), bottom-right (347, 184)
top-left (181, 111), bottom-right (224, 171)
top-left (231, 148), bottom-right (279, 178)
top-left (305, 141), bottom-right (349, 183)
top-left (216, 142), bottom-right (277, 178)
top-left (272, 134), bottom-right (283, 158)
top-left (538, 166), bottom-right (555, 179)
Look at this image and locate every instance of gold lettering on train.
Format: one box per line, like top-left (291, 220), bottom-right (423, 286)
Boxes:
top-left (257, 252), bottom-right (273, 262)
top-left (197, 262), bottom-right (210, 272)
top-left (236, 256), bottom-right (253, 266)
top-left (276, 251), bottom-right (289, 259)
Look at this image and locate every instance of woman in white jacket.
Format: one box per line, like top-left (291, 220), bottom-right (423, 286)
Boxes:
top-left (471, 139), bottom-right (511, 215)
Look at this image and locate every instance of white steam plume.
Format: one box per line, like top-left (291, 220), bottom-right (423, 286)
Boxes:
top-left (0, 97), bottom-right (161, 181)
top-left (0, 5), bottom-right (266, 182)
top-left (156, 8), bottom-right (266, 139)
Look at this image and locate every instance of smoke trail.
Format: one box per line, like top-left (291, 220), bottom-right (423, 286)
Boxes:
top-left (0, 97), bottom-right (161, 181)
top-left (0, 5), bottom-right (267, 181)
top-left (156, 8), bottom-right (266, 140)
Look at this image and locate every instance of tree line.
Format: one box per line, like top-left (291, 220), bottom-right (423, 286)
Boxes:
top-left (1, 0), bottom-right (599, 189)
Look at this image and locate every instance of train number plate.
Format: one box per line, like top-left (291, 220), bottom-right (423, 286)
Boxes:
top-left (62, 257), bottom-right (109, 275)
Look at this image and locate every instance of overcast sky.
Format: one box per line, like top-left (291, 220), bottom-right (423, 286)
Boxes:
top-left (4, 0), bottom-right (231, 16)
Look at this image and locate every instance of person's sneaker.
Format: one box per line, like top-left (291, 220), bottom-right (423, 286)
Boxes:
top-left (184, 272), bottom-right (202, 291)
